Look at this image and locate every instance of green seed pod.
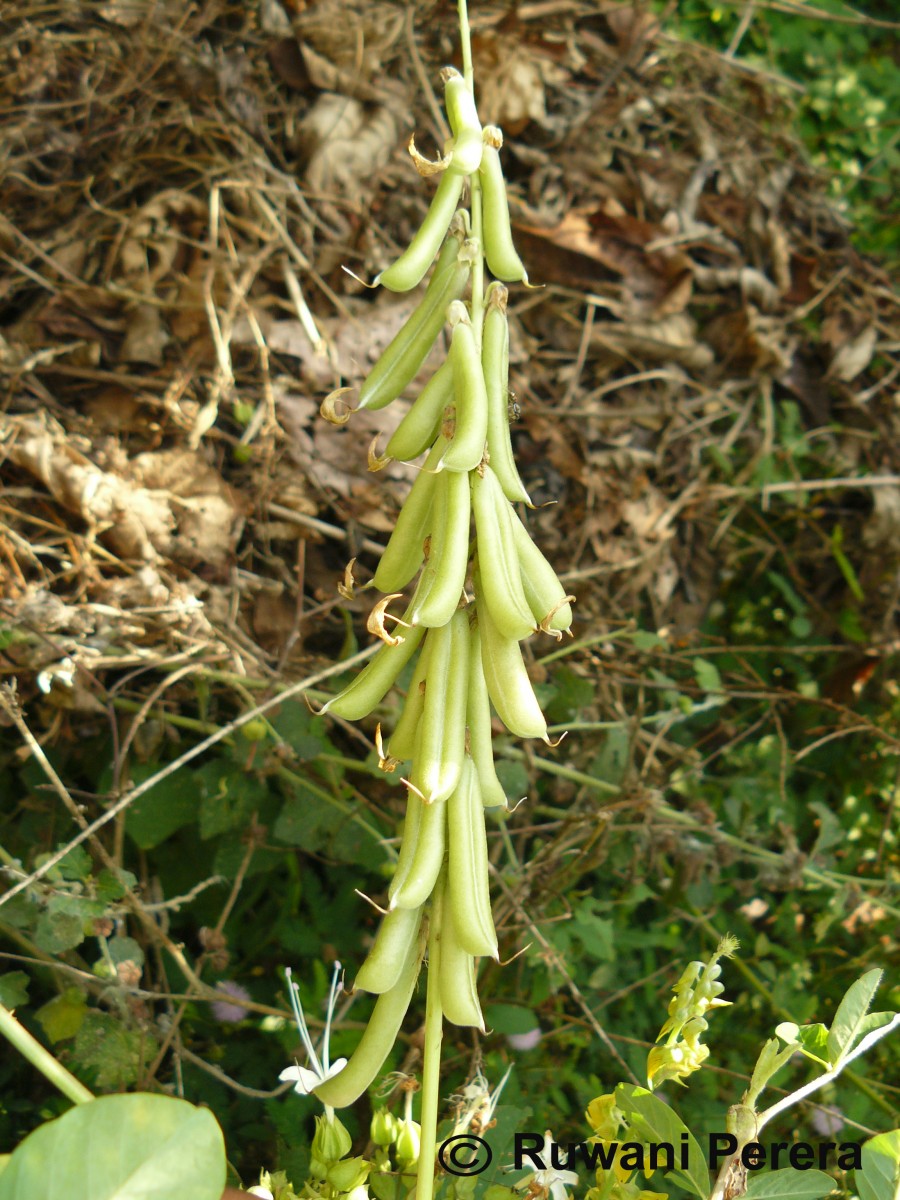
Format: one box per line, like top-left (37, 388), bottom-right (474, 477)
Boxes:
top-left (482, 283), bottom-right (531, 504)
top-left (447, 758), bottom-right (497, 958)
top-left (479, 132), bottom-right (528, 284)
top-left (372, 438), bottom-right (446, 594)
top-left (355, 904), bottom-right (424, 994)
top-left (476, 590), bottom-right (548, 741)
top-left (376, 180), bottom-right (466, 293)
top-left (408, 608), bottom-right (470, 804)
top-left (322, 613), bottom-right (426, 721)
top-left (442, 68), bottom-right (483, 176)
top-left (389, 794), bottom-right (447, 910)
top-left (439, 301), bottom-right (489, 473)
top-left (388, 782), bottom-right (425, 904)
top-left (437, 875), bottom-right (486, 1031)
top-left (408, 466), bottom-right (471, 629)
top-left (471, 465), bottom-right (535, 641)
top-left (384, 359), bottom-right (454, 462)
top-left (466, 624), bottom-right (509, 809)
top-left (358, 233), bottom-right (476, 412)
top-left (387, 642), bottom-right (429, 762)
top-left (508, 507), bottom-right (574, 635)
top-left (314, 924), bottom-right (425, 1109)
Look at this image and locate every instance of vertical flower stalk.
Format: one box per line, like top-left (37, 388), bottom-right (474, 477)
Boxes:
top-left (308, 3), bottom-right (575, 1196)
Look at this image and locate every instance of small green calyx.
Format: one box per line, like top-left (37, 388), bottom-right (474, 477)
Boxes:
top-left (312, 1111), bottom-right (352, 1165)
top-left (326, 1156), bottom-right (370, 1192)
top-left (370, 1107), bottom-right (399, 1148)
top-left (395, 1118), bottom-right (422, 1168)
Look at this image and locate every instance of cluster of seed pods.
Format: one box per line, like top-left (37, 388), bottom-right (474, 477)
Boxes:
top-left (314, 68), bottom-right (574, 1112)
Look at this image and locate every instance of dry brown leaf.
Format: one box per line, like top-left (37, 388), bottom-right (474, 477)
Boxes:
top-left (515, 205), bottom-right (693, 318)
top-left (297, 95), bottom-right (397, 194)
top-left (473, 32), bottom-right (551, 133)
top-left (3, 416), bottom-right (237, 568)
top-left (827, 324), bottom-right (877, 383)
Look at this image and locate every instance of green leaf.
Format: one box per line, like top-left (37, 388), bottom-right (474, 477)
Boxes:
top-left (495, 760), bottom-right (529, 802)
top-left (196, 761), bottom-right (265, 839)
top-left (73, 1011), bottom-right (158, 1090)
top-left (484, 1004), bottom-right (539, 1036)
top-left (0, 972), bottom-right (29, 1010)
top-left (614, 1084), bottom-right (708, 1198)
top-left (745, 1037), bottom-right (799, 1107)
top-left (545, 666), bottom-right (595, 723)
top-left (827, 969), bottom-right (883, 1065)
top-left (795, 1023), bottom-right (830, 1066)
top-left (857, 1131), bottom-right (900, 1200)
top-left (94, 869), bottom-right (136, 903)
top-left (125, 769), bottom-right (198, 850)
top-left (0, 1093), bottom-right (225, 1200)
top-left (34, 909), bottom-right (85, 954)
top-left (106, 936), bottom-right (144, 969)
top-left (35, 988), bottom-right (87, 1044)
top-left (268, 703), bottom-right (330, 762)
top-left (51, 845), bottom-right (92, 882)
top-left (693, 657), bottom-right (722, 693)
top-left (742, 1168), bottom-right (836, 1200)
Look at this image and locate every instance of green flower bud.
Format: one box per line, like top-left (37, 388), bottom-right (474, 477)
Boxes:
top-left (326, 1156), bottom-right (370, 1192)
top-left (370, 1108), bottom-right (399, 1148)
top-left (312, 1112), bottom-right (352, 1165)
top-left (395, 1119), bottom-right (421, 1168)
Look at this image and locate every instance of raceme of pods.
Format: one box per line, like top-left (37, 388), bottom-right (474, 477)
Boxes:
top-left (312, 64), bottom-right (574, 1111)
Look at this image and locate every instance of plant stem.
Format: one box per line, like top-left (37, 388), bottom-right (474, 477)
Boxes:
top-left (0, 1003), bottom-right (94, 1106)
top-left (458, 0), bottom-right (473, 86)
top-left (416, 890), bottom-right (445, 1200)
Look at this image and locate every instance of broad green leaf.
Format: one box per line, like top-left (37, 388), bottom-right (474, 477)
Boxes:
top-left (73, 1012), bottom-right (158, 1090)
top-left (484, 1004), bottom-right (538, 1036)
top-left (795, 1024), bottom-right (830, 1066)
top-left (196, 761), bottom-right (265, 839)
top-left (0, 1093), bottom-right (225, 1200)
top-left (857, 1131), bottom-right (900, 1200)
top-left (827, 969), bottom-right (882, 1065)
top-left (0, 972), bottom-right (29, 1010)
top-left (614, 1084), bottom-right (708, 1199)
top-left (35, 989), bottom-right (87, 1044)
top-left (742, 1168), bottom-right (836, 1200)
top-left (34, 909), bottom-right (85, 954)
top-left (268, 703), bottom-right (330, 762)
top-left (51, 845), bottom-right (92, 882)
top-left (125, 769), bottom-right (198, 849)
top-left (106, 936), bottom-right (144, 969)
top-left (94, 869), bottom-right (136, 903)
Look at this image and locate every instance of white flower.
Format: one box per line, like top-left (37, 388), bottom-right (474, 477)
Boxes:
top-left (517, 1132), bottom-right (579, 1200)
top-left (279, 962), bottom-right (347, 1095)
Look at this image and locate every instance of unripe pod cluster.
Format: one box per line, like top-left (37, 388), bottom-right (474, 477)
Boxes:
top-left (312, 61), bottom-right (574, 1110)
